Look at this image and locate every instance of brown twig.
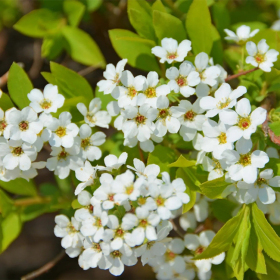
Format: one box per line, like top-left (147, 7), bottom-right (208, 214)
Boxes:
top-left (170, 219), bottom-right (184, 238)
top-left (14, 196), bottom-right (51, 207)
top-left (138, 142), bottom-right (145, 163)
top-left (225, 67), bottom-right (259, 82)
top-left (28, 40), bottom-right (43, 80)
top-left (21, 250), bottom-right (65, 280)
top-left (78, 65), bottom-right (100, 76)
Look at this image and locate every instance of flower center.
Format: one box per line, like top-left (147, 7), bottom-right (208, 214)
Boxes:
top-left (58, 150), bottom-right (68, 160)
top-left (165, 250), bottom-right (176, 261)
top-left (135, 114), bottom-right (146, 125)
top-left (128, 87), bottom-right (137, 98)
top-left (12, 146), bottom-right (23, 156)
top-left (137, 196), bottom-right (146, 206)
top-left (218, 132), bottom-right (227, 144)
top-left (40, 99), bottom-right (52, 109)
top-left (176, 75), bottom-right (187, 87)
top-left (0, 120), bottom-right (7, 132)
top-left (158, 108), bottom-right (169, 119)
top-left (195, 246), bottom-right (205, 255)
top-left (156, 196), bottom-right (165, 206)
top-left (147, 241), bottom-right (155, 249)
top-left (93, 243), bottom-right (101, 251)
top-left (238, 117), bottom-right (251, 130)
top-left (19, 121), bottom-right (29, 131)
top-left (115, 228), bottom-right (125, 237)
top-left (255, 53), bottom-right (266, 63)
top-left (239, 153), bottom-right (252, 166)
top-left (214, 159), bottom-right (222, 170)
top-left (167, 52), bottom-right (177, 60)
top-left (55, 126), bottom-right (66, 137)
top-left (144, 87), bottom-right (156, 98)
top-left (184, 110), bottom-right (196, 121)
top-left (86, 113), bottom-right (96, 124)
top-left (139, 219), bottom-right (148, 227)
top-left (66, 223), bottom-right (77, 234)
top-left (113, 74), bottom-right (120, 84)
top-left (111, 250), bottom-right (122, 258)
top-left (108, 194), bottom-right (115, 201)
top-left (81, 137), bottom-right (91, 149)
top-left (125, 185), bottom-right (134, 195)
top-left (217, 98), bottom-right (231, 109)
top-left (257, 177), bottom-right (267, 186)
top-left (95, 218), bottom-right (102, 227)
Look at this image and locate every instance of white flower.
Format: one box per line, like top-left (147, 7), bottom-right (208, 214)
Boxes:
top-left (199, 83), bottom-right (246, 117)
top-left (220, 98), bottom-right (267, 141)
top-left (28, 84), bottom-right (65, 113)
top-left (237, 169), bottom-right (280, 205)
top-left (77, 98), bottom-right (111, 128)
top-left (137, 71), bottom-right (170, 108)
top-left (20, 161), bottom-right (46, 181)
top-left (112, 70), bottom-right (145, 108)
top-left (6, 107), bottom-right (43, 144)
top-left (0, 108), bottom-right (9, 137)
top-left (201, 120), bottom-right (235, 159)
top-left (77, 190), bottom-right (92, 206)
top-left (224, 25), bottom-right (259, 44)
top-left (170, 99), bottom-right (206, 141)
top-left (122, 104), bottom-right (157, 142)
top-left (194, 52), bottom-right (221, 87)
top-left (75, 161), bottom-right (97, 195)
top-left (47, 112), bottom-right (79, 148)
top-left (222, 138), bottom-right (269, 184)
top-left (97, 59), bottom-right (127, 95)
top-left (97, 152), bottom-right (128, 172)
top-left (166, 61), bottom-right (200, 97)
top-left (246, 39), bottom-right (279, 72)
top-left (184, 231), bottom-right (225, 273)
top-left (75, 124), bottom-right (106, 161)
top-left (202, 156), bottom-right (230, 181)
top-left (46, 145), bottom-right (82, 179)
top-left (154, 96), bottom-right (180, 137)
top-left (54, 215), bottom-right (83, 249)
top-left (127, 158), bottom-right (160, 179)
top-left (0, 139), bottom-right (37, 171)
top-left (152, 38), bottom-right (192, 64)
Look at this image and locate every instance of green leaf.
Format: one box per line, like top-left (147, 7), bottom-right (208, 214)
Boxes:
top-left (178, 167), bottom-right (201, 192)
top-left (109, 29), bottom-right (160, 74)
top-left (168, 155), bottom-right (196, 168)
top-left (210, 199), bottom-right (238, 223)
top-left (264, 158), bottom-right (280, 175)
top-left (72, 199), bottom-right (83, 209)
top-left (41, 34), bottom-right (66, 60)
top-left (0, 212), bottom-right (22, 253)
top-left (246, 224), bottom-right (267, 274)
top-left (127, 0), bottom-right (156, 41)
top-left (62, 26), bottom-right (105, 67)
top-left (194, 206), bottom-right (244, 260)
top-left (82, 0), bottom-right (102, 12)
top-left (7, 62), bottom-right (33, 109)
top-left (20, 204), bottom-right (49, 222)
top-left (211, 2), bottom-right (230, 36)
top-left (95, 86), bottom-right (115, 111)
top-left (176, 168), bottom-right (196, 213)
top-left (185, 0), bottom-right (213, 54)
top-left (63, 0), bottom-right (85, 27)
top-left (269, 121), bottom-right (280, 136)
top-left (147, 145), bottom-right (177, 173)
top-left (199, 176), bottom-right (231, 199)
top-left (0, 190), bottom-right (14, 217)
top-left (252, 203), bottom-right (280, 262)
top-left (0, 92), bottom-right (14, 110)
top-left (14, 9), bottom-right (64, 38)
top-left (0, 178), bottom-right (37, 197)
top-left (153, 10), bottom-right (186, 42)
top-left (211, 25), bottom-right (223, 65)
top-left (258, 254), bottom-right (280, 280)
top-left (152, 0), bottom-right (166, 13)
top-left (45, 62), bottom-right (94, 101)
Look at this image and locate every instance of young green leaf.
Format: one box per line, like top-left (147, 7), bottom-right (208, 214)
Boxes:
top-left (0, 178), bottom-right (37, 197)
top-left (185, 0), bottom-right (213, 54)
top-left (210, 199), bottom-right (238, 223)
top-left (63, 0), bottom-right (85, 27)
top-left (62, 26), bottom-right (105, 67)
top-left (199, 176), bottom-right (231, 199)
top-left (252, 203), bottom-right (280, 262)
top-left (7, 62), bottom-right (33, 109)
top-left (178, 167), bottom-right (201, 192)
top-left (168, 155), bottom-right (196, 168)
top-left (41, 34), bottom-right (66, 60)
top-left (258, 254), bottom-right (280, 280)
top-left (0, 92), bottom-right (14, 110)
top-left (193, 206), bottom-right (245, 260)
top-left (14, 9), bottom-right (64, 38)
top-left (269, 121), bottom-right (280, 136)
top-left (109, 29), bottom-right (160, 74)
top-left (152, 0), bottom-right (166, 13)
top-left (153, 10), bottom-right (186, 42)
top-left (0, 190), bottom-right (14, 217)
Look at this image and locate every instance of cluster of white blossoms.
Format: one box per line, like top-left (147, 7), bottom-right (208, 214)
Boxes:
top-left (0, 84), bottom-right (111, 182)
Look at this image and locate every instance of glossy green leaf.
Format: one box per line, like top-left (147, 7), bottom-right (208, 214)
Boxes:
top-left (176, 168), bottom-right (196, 213)
top-left (63, 0), bottom-right (85, 27)
top-left (0, 190), bottom-right (14, 217)
top-left (199, 176), bottom-right (231, 199)
top-left (252, 203), bottom-right (280, 262)
top-left (82, 0), bottom-right (102, 12)
top-left (72, 199), bottom-right (83, 209)
top-left (212, 2), bottom-right (230, 36)
top-left (0, 212), bottom-right (22, 253)
top-left (62, 26), bottom-right (105, 67)
top-left (7, 62), bottom-right (33, 109)
top-left (109, 29), bottom-right (160, 74)
top-left (179, 167), bottom-right (201, 192)
top-left (194, 206), bottom-right (244, 260)
top-left (210, 199), bottom-right (238, 223)
top-left (152, 0), bottom-right (166, 13)
top-left (0, 92), bottom-right (14, 110)
top-left (41, 34), bottom-right (66, 60)
top-left (153, 10), bottom-right (186, 42)
top-left (258, 254), bottom-right (280, 280)
top-left (0, 178), bottom-right (37, 197)
top-left (185, 0), bottom-right (213, 54)
top-left (168, 155), bottom-right (196, 168)
top-left (127, 0), bottom-right (155, 41)
top-left (14, 9), bottom-right (64, 38)
top-left (269, 121), bottom-right (280, 136)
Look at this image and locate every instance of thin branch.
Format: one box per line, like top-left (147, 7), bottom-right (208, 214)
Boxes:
top-left (21, 250), bottom-right (65, 280)
top-left (225, 67), bottom-right (259, 82)
top-left (14, 196), bottom-right (51, 207)
top-left (170, 219), bottom-right (184, 238)
top-left (78, 65), bottom-right (100, 76)
top-left (138, 142), bottom-right (145, 163)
